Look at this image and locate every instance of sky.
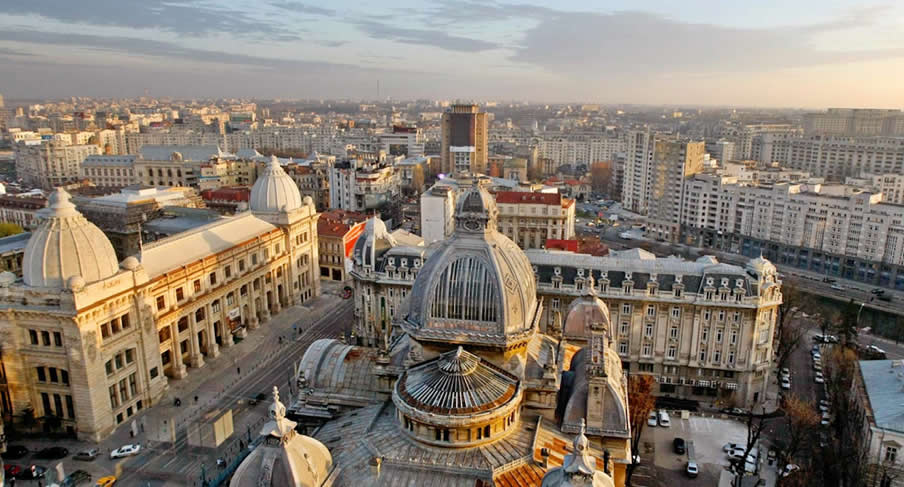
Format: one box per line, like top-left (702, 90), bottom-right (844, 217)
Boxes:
top-left (1, 0), bottom-right (903, 107)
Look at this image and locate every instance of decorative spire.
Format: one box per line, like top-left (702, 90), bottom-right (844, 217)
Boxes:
top-left (563, 418), bottom-right (596, 476)
top-left (269, 385), bottom-right (291, 437)
top-left (42, 187), bottom-right (79, 219)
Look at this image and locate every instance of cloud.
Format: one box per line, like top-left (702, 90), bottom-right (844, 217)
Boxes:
top-left (270, 1), bottom-right (336, 17)
top-left (0, 0), bottom-right (297, 38)
top-left (0, 29), bottom-right (386, 74)
top-left (354, 20), bottom-right (498, 52)
top-left (509, 9), bottom-right (904, 76)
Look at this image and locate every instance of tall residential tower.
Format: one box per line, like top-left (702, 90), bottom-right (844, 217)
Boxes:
top-left (441, 104), bottom-right (488, 175)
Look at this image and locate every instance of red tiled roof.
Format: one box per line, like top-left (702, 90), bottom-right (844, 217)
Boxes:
top-left (320, 209), bottom-right (368, 224)
top-left (495, 191), bottom-right (561, 206)
top-left (545, 239), bottom-right (578, 252)
top-left (201, 186), bottom-right (250, 202)
top-left (317, 218), bottom-right (351, 237)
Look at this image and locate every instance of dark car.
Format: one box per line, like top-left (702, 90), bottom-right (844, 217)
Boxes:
top-left (673, 437), bottom-right (686, 454)
top-left (1, 444), bottom-right (29, 459)
top-left (16, 464), bottom-right (47, 480)
top-left (61, 469), bottom-right (93, 487)
top-left (35, 446), bottom-right (69, 459)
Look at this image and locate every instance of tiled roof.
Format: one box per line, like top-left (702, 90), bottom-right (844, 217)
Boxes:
top-left (496, 191), bottom-right (561, 206)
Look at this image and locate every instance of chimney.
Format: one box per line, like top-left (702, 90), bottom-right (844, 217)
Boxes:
top-left (540, 447), bottom-right (549, 469)
top-left (369, 456), bottom-right (383, 477)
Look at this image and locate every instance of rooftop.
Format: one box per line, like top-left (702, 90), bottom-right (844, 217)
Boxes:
top-left (859, 360), bottom-right (904, 434)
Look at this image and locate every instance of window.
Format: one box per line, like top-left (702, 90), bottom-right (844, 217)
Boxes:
top-left (718, 310), bottom-right (725, 321)
top-left (699, 348), bottom-right (707, 362)
top-left (702, 327), bottom-right (709, 341)
top-left (178, 317), bottom-right (188, 333)
top-left (119, 378), bottom-right (128, 402)
top-left (728, 351), bottom-right (736, 364)
top-left (644, 323), bottom-right (653, 337)
top-left (49, 367), bottom-right (58, 383)
top-left (42, 392), bottom-right (52, 416)
top-left (125, 348), bottom-right (134, 364)
top-left (713, 350), bottom-right (722, 363)
top-left (195, 308), bottom-right (205, 322)
top-left (129, 373), bottom-right (138, 396)
top-left (730, 329), bottom-right (738, 345)
top-left (252, 253), bottom-right (258, 265)
top-left (209, 272), bottom-right (217, 286)
top-left (733, 311), bottom-right (740, 322)
top-left (642, 343), bottom-right (652, 356)
top-left (618, 341), bottom-right (628, 355)
top-left (66, 395), bottom-right (74, 419)
top-left (176, 287), bottom-right (184, 301)
top-left (886, 446), bottom-right (898, 463)
top-left (238, 259), bottom-right (245, 272)
top-left (29, 329), bottom-right (38, 345)
top-left (109, 385), bottom-right (119, 409)
top-left (36, 367), bottom-right (46, 382)
top-left (101, 323), bottom-right (111, 339)
top-left (150, 367), bottom-right (159, 379)
top-left (156, 295), bottom-right (166, 311)
top-left (193, 280), bottom-right (201, 292)
top-left (667, 345), bottom-right (677, 359)
top-left (622, 304), bottom-right (631, 315)
top-left (105, 360), bottom-right (114, 376)
top-left (212, 300), bottom-right (220, 313)
top-left (551, 298), bottom-right (560, 310)
top-left (620, 321), bottom-right (629, 335)
top-left (225, 265), bottom-right (232, 278)
top-left (42, 330), bottom-right (51, 346)
top-left (61, 369), bottom-right (69, 385)
top-left (674, 287), bottom-right (682, 298)
top-left (227, 292), bottom-right (235, 306)
top-left (53, 331), bottom-right (62, 346)
top-left (53, 394), bottom-right (63, 417)
top-left (121, 314), bottom-right (130, 330)
top-left (716, 329), bottom-right (723, 343)
top-left (646, 305), bottom-right (655, 316)
top-left (669, 326), bottom-right (679, 339)
top-left (671, 307), bottom-right (680, 318)
top-left (115, 353), bottom-right (123, 369)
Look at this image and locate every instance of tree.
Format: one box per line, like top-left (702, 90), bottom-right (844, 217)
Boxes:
top-left (590, 161), bottom-right (613, 194)
top-left (626, 374), bottom-right (656, 485)
top-left (0, 222), bottom-right (24, 238)
top-left (821, 346), bottom-right (870, 487)
top-left (774, 395), bottom-right (819, 487)
top-left (729, 407), bottom-right (772, 484)
top-left (774, 279), bottom-right (812, 375)
top-left (833, 299), bottom-right (861, 346)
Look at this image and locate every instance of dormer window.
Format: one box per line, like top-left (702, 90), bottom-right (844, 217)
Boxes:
top-left (554, 267), bottom-right (561, 276)
top-left (623, 281), bottom-right (633, 294)
top-left (735, 278), bottom-right (744, 288)
top-left (577, 268), bottom-right (585, 277)
top-left (721, 278), bottom-right (729, 288)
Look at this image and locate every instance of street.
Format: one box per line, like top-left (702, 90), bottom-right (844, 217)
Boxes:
top-left (2, 281), bottom-right (353, 487)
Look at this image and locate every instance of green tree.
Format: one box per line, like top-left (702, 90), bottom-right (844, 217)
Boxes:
top-left (0, 222), bottom-right (24, 238)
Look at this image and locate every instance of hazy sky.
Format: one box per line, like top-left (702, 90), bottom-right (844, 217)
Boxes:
top-left (1, 0), bottom-right (903, 107)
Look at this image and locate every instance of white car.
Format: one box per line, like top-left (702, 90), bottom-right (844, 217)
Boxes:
top-left (723, 442), bottom-right (742, 453)
top-left (781, 378), bottom-right (791, 390)
top-left (815, 374), bottom-right (825, 384)
top-left (782, 464), bottom-right (800, 477)
top-left (813, 363), bottom-right (822, 372)
top-left (647, 411), bottom-right (658, 427)
top-left (658, 410), bottom-right (671, 427)
top-left (110, 443), bottom-right (141, 459)
top-left (780, 367), bottom-right (790, 378)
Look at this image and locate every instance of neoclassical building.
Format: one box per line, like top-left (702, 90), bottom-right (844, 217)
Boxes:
top-left (285, 180), bottom-right (628, 486)
top-left (0, 156), bottom-right (320, 440)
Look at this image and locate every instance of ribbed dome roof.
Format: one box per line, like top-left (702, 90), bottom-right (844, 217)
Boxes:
top-left (23, 188), bottom-right (119, 290)
top-left (249, 155), bottom-right (303, 213)
top-left (403, 183), bottom-right (538, 348)
top-left (395, 347), bottom-right (519, 415)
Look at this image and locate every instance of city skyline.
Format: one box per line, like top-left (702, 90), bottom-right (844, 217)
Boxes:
top-left (1, 0), bottom-right (903, 107)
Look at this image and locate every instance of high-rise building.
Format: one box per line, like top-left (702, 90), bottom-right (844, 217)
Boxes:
top-left (803, 108), bottom-right (904, 136)
top-left (15, 141), bottom-right (101, 189)
top-left (440, 104), bottom-right (488, 175)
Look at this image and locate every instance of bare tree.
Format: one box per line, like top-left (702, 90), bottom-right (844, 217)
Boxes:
top-left (774, 280), bottom-right (811, 374)
top-left (626, 375), bottom-right (656, 486)
top-left (821, 346), bottom-right (870, 487)
top-left (729, 407), bottom-right (772, 485)
top-left (774, 395), bottom-right (819, 487)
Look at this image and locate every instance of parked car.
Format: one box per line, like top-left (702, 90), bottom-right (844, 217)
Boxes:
top-left (780, 367), bottom-right (790, 377)
top-left (782, 464), bottom-right (800, 477)
top-left (686, 461), bottom-right (699, 478)
top-left (17, 465), bottom-right (47, 480)
top-left (723, 443), bottom-right (742, 453)
top-left (35, 446), bottom-right (69, 459)
top-left (647, 411), bottom-right (658, 427)
top-left (74, 448), bottom-right (100, 461)
top-left (813, 352), bottom-right (822, 361)
top-left (673, 437), bottom-right (686, 454)
top-left (4, 464), bottom-right (22, 478)
top-left (781, 377), bottom-right (791, 390)
top-left (62, 469), bottom-right (93, 487)
top-left (110, 444), bottom-right (141, 459)
top-left (1, 444), bottom-right (29, 459)
top-left (658, 410), bottom-right (671, 427)
top-left (813, 363), bottom-right (822, 372)
top-left (96, 476), bottom-right (117, 487)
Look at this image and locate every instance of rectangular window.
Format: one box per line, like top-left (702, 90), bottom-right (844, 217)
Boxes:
top-left (644, 323), bottom-right (653, 337)
top-left (642, 343), bottom-right (652, 356)
top-left (670, 326), bottom-right (679, 339)
top-left (53, 331), bottom-right (62, 346)
top-left (125, 348), bottom-right (134, 364)
top-left (36, 366), bottom-right (46, 382)
top-left (111, 318), bottom-right (121, 334)
top-left (699, 349), bottom-right (707, 362)
top-left (886, 446), bottom-right (897, 463)
top-left (618, 341), bottom-right (628, 355)
top-left (61, 369), bottom-right (69, 385)
top-left (115, 353), bottom-right (123, 369)
top-left (646, 305), bottom-right (655, 316)
top-left (227, 292), bottom-right (235, 306)
top-left (671, 307), bottom-right (680, 318)
top-left (29, 329), bottom-right (38, 345)
top-left (53, 393), bottom-right (63, 417)
top-left (49, 367), bottom-right (58, 383)
top-left (121, 315), bottom-right (130, 331)
top-left (109, 385), bottom-right (119, 409)
top-left (105, 360), bottom-right (114, 375)
top-left (238, 259), bottom-right (245, 272)
top-left (42, 392), bottom-right (52, 416)
top-left (119, 378), bottom-right (128, 402)
top-left (622, 303), bottom-right (631, 315)
top-left (178, 317), bottom-right (188, 333)
top-left (703, 309), bottom-right (711, 321)
top-left (193, 280), bottom-right (201, 292)
top-left (718, 310), bottom-right (725, 321)
top-left (209, 272), bottom-right (217, 286)
top-left (195, 308), bottom-right (205, 322)
top-left (728, 351), bottom-right (736, 364)
top-left (42, 330), bottom-right (51, 346)
top-left (225, 265), bottom-right (232, 278)
top-left (176, 287), bottom-right (184, 301)
top-left (716, 329), bottom-right (723, 343)
top-left (156, 295), bottom-right (166, 311)
top-left (667, 345), bottom-right (677, 359)
top-left (66, 395), bottom-right (74, 419)
top-left (713, 350), bottom-right (722, 363)
top-left (551, 298), bottom-right (560, 310)
top-left (252, 253), bottom-right (258, 265)
top-left (620, 322), bottom-right (629, 335)
top-left (733, 311), bottom-right (740, 323)
top-left (730, 329), bottom-right (738, 345)
top-left (129, 373), bottom-right (137, 396)
top-left (150, 367), bottom-right (159, 379)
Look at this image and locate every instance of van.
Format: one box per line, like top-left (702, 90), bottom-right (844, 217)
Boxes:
top-left (658, 410), bottom-right (671, 427)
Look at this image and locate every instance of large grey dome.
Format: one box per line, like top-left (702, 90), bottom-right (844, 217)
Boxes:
top-left (23, 188), bottom-right (120, 289)
top-left (249, 155), bottom-right (303, 214)
top-left (403, 182), bottom-right (539, 349)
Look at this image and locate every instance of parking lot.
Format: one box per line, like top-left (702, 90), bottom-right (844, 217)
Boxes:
top-left (644, 414), bottom-right (754, 486)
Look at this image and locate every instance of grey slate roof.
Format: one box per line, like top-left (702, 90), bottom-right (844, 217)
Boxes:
top-left (860, 360), bottom-right (904, 433)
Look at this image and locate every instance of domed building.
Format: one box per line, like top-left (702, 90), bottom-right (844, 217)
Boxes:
top-left (291, 179), bottom-right (629, 486)
top-left (0, 165), bottom-right (321, 441)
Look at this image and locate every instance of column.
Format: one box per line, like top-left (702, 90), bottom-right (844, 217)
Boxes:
top-left (220, 301), bottom-right (234, 347)
top-left (206, 303), bottom-right (220, 359)
top-left (249, 281), bottom-right (260, 329)
top-left (188, 312), bottom-right (205, 368)
top-left (170, 322), bottom-right (187, 379)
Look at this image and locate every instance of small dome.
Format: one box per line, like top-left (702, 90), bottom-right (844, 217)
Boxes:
top-left (249, 155), bottom-right (303, 214)
top-left (562, 295), bottom-right (610, 341)
top-left (23, 188), bottom-right (119, 289)
top-left (67, 276), bottom-right (86, 291)
top-left (746, 255), bottom-right (776, 277)
top-left (302, 195), bottom-right (313, 206)
top-left (121, 256), bottom-right (141, 270)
